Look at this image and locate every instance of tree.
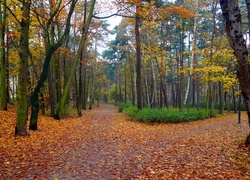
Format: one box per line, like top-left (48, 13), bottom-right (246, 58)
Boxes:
top-left (0, 0), bottom-right (7, 110)
top-left (220, 0), bottom-right (250, 145)
top-left (15, 0), bottom-right (31, 136)
top-left (54, 0), bottom-right (96, 120)
top-left (29, 0), bottom-right (77, 130)
top-left (135, 0), bottom-right (142, 110)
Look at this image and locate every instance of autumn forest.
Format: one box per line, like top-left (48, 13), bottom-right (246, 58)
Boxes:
top-left (1, 0), bottom-right (250, 178)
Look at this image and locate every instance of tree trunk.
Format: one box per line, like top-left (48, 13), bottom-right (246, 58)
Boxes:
top-left (179, 20), bottom-right (185, 109)
top-left (124, 65), bottom-right (127, 103)
top-left (63, 36), bottom-right (70, 106)
top-left (220, 0), bottom-right (250, 145)
top-left (232, 87), bottom-right (237, 113)
top-left (135, 3), bottom-right (142, 110)
top-left (48, 64), bottom-right (55, 116)
top-left (30, 48), bottom-right (54, 130)
top-left (192, 18), bottom-right (198, 108)
top-left (0, 0), bottom-right (7, 110)
top-left (219, 81), bottom-right (224, 114)
top-left (78, 0), bottom-right (87, 115)
top-left (15, 0), bottom-right (30, 136)
top-left (129, 52), bottom-right (135, 106)
top-left (48, 23), bottom-right (57, 117)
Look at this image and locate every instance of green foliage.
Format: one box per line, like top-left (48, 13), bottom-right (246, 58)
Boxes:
top-left (108, 84), bottom-right (117, 101)
top-left (64, 105), bottom-right (74, 116)
top-left (123, 106), bottom-right (218, 123)
top-left (115, 102), bottom-right (133, 108)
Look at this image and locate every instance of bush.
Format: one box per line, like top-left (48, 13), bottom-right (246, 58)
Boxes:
top-left (123, 106), bottom-right (218, 124)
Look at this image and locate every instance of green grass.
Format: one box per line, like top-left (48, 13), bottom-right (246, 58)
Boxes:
top-left (123, 106), bottom-right (218, 123)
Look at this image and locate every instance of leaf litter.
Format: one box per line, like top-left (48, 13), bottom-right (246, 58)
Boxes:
top-left (0, 104), bottom-right (250, 179)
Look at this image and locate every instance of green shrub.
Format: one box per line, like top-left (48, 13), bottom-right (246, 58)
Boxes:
top-left (123, 106), bottom-right (218, 123)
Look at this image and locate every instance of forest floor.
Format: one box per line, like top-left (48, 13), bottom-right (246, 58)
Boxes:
top-left (0, 104), bottom-right (250, 179)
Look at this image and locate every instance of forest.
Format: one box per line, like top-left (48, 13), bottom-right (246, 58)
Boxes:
top-left (0, 0), bottom-right (250, 133)
top-left (0, 0), bottom-right (249, 131)
top-left (1, 0), bottom-right (250, 178)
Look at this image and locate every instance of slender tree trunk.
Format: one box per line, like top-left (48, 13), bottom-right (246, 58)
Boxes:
top-left (192, 17), bottom-right (198, 108)
top-left (63, 36), bottom-right (70, 106)
top-left (207, 0), bottom-right (218, 117)
top-left (219, 81), bottom-right (223, 114)
top-left (83, 67), bottom-right (87, 109)
top-left (144, 74), bottom-right (150, 107)
top-left (160, 23), bottom-right (168, 108)
top-left (89, 68), bottom-right (94, 110)
top-left (6, 35), bottom-right (10, 104)
top-left (129, 52), bottom-right (135, 106)
top-left (115, 62), bottom-right (118, 103)
top-left (151, 61), bottom-right (157, 107)
top-left (48, 65), bottom-right (55, 116)
top-left (169, 52), bottom-right (176, 107)
top-left (124, 64), bottom-right (127, 103)
top-left (232, 87), bottom-right (237, 113)
top-left (179, 21), bottom-right (185, 110)
top-left (184, 33), bottom-right (192, 107)
top-left (135, 2), bottom-right (142, 110)
top-left (48, 14), bottom-right (56, 117)
top-left (176, 55), bottom-right (181, 108)
top-left (0, 0), bottom-right (7, 110)
top-left (78, 0), bottom-right (87, 115)
top-left (55, 52), bottom-right (61, 104)
top-left (77, 59), bottom-right (83, 116)
top-left (15, 0), bottom-right (30, 136)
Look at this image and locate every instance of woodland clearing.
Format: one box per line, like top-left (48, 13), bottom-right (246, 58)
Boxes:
top-left (0, 104), bottom-right (250, 179)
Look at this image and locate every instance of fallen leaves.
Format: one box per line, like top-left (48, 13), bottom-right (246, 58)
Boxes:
top-left (0, 104), bottom-right (250, 179)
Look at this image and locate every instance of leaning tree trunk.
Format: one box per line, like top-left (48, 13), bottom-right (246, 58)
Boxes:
top-left (220, 0), bottom-right (250, 145)
top-left (54, 0), bottom-right (96, 120)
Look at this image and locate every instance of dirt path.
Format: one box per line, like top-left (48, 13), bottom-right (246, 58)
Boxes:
top-left (1, 104), bottom-right (250, 179)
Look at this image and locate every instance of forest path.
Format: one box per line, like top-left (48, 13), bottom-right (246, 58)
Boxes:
top-left (0, 104), bottom-right (250, 179)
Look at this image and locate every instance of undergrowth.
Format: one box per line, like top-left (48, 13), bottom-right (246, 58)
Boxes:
top-left (122, 106), bottom-right (218, 123)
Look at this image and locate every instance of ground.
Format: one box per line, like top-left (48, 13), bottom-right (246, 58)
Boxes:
top-left (0, 104), bottom-right (250, 179)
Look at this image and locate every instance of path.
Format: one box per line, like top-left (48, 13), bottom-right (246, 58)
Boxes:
top-left (0, 104), bottom-right (250, 179)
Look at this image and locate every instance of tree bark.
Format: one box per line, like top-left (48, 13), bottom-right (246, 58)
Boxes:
top-left (129, 52), bottom-right (135, 106)
top-left (0, 0), bottom-right (7, 110)
top-left (15, 0), bottom-right (30, 136)
top-left (245, 0), bottom-right (250, 42)
top-left (220, 0), bottom-right (250, 145)
top-left (135, 2), bottom-right (142, 110)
